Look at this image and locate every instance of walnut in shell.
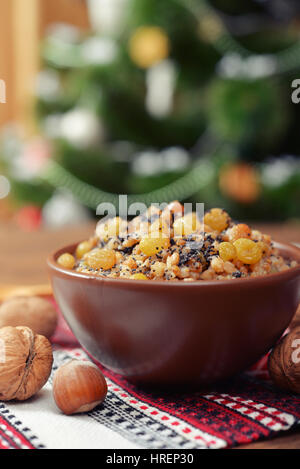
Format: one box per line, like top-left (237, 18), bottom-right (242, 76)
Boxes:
top-left (0, 296), bottom-right (58, 339)
top-left (268, 326), bottom-right (300, 394)
top-left (0, 326), bottom-right (53, 401)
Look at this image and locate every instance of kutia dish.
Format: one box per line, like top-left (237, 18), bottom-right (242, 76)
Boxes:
top-left (56, 201), bottom-right (297, 281)
top-left (48, 202), bottom-right (300, 386)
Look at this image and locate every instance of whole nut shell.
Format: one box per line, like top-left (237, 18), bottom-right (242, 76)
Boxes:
top-left (0, 296), bottom-right (58, 339)
top-left (53, 360), bottom-right (107, 415)
top-left (0, 326), bottom-right (53, 401)
top-left (268, 326), bottom-right (300, 394)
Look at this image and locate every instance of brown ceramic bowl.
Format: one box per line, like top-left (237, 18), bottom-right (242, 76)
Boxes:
top-left (48, 241), bottom-right (300, 387)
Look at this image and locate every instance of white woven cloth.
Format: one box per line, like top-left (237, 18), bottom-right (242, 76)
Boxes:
top-left (3, 349), bottom-right (139, 450)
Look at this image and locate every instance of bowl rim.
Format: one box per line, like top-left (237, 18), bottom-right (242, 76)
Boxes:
top-left (47, 240), bottom-right (300, 288)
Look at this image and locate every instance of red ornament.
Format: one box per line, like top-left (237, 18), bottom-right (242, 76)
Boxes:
top-left (15, 206), bottom-right (42, 232)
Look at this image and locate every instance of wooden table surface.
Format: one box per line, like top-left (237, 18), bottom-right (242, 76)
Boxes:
top-left (0, 221), bottom-right (299, 449)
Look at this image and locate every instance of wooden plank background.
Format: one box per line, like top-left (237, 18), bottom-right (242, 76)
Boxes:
top-left (0, 0), bottom-right (89, 130)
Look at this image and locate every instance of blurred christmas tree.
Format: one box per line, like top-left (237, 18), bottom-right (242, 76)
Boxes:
top-left (1, 0), bottom-right (300, 226)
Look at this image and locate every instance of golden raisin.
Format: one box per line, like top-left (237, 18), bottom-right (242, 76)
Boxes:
top-left (130, 273), bottom-right (148, 280)
top-left (233, 239), bottom-right (262, 265)
top-left (84, 249), bottom-right (116, 270)
top-left (218, 242), bottom-right (236, 262)
top-left (139, 233), bottom-right (170, 257)
top-left (57, 253), bottom-right (76, 269)
top-left (204, 208), bottom-right (229, 232)
top-left (76, 241), bottom-right (93, 259)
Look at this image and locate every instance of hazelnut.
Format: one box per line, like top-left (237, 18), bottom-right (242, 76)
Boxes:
top-left (0, 326), bottom-right (53, 401)
top-left (268, 326), bottom-right (300, 394)
top-left (0, 296), bottom-right (58, 339)
top-left (53, 360), bottom-right (108, 415)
